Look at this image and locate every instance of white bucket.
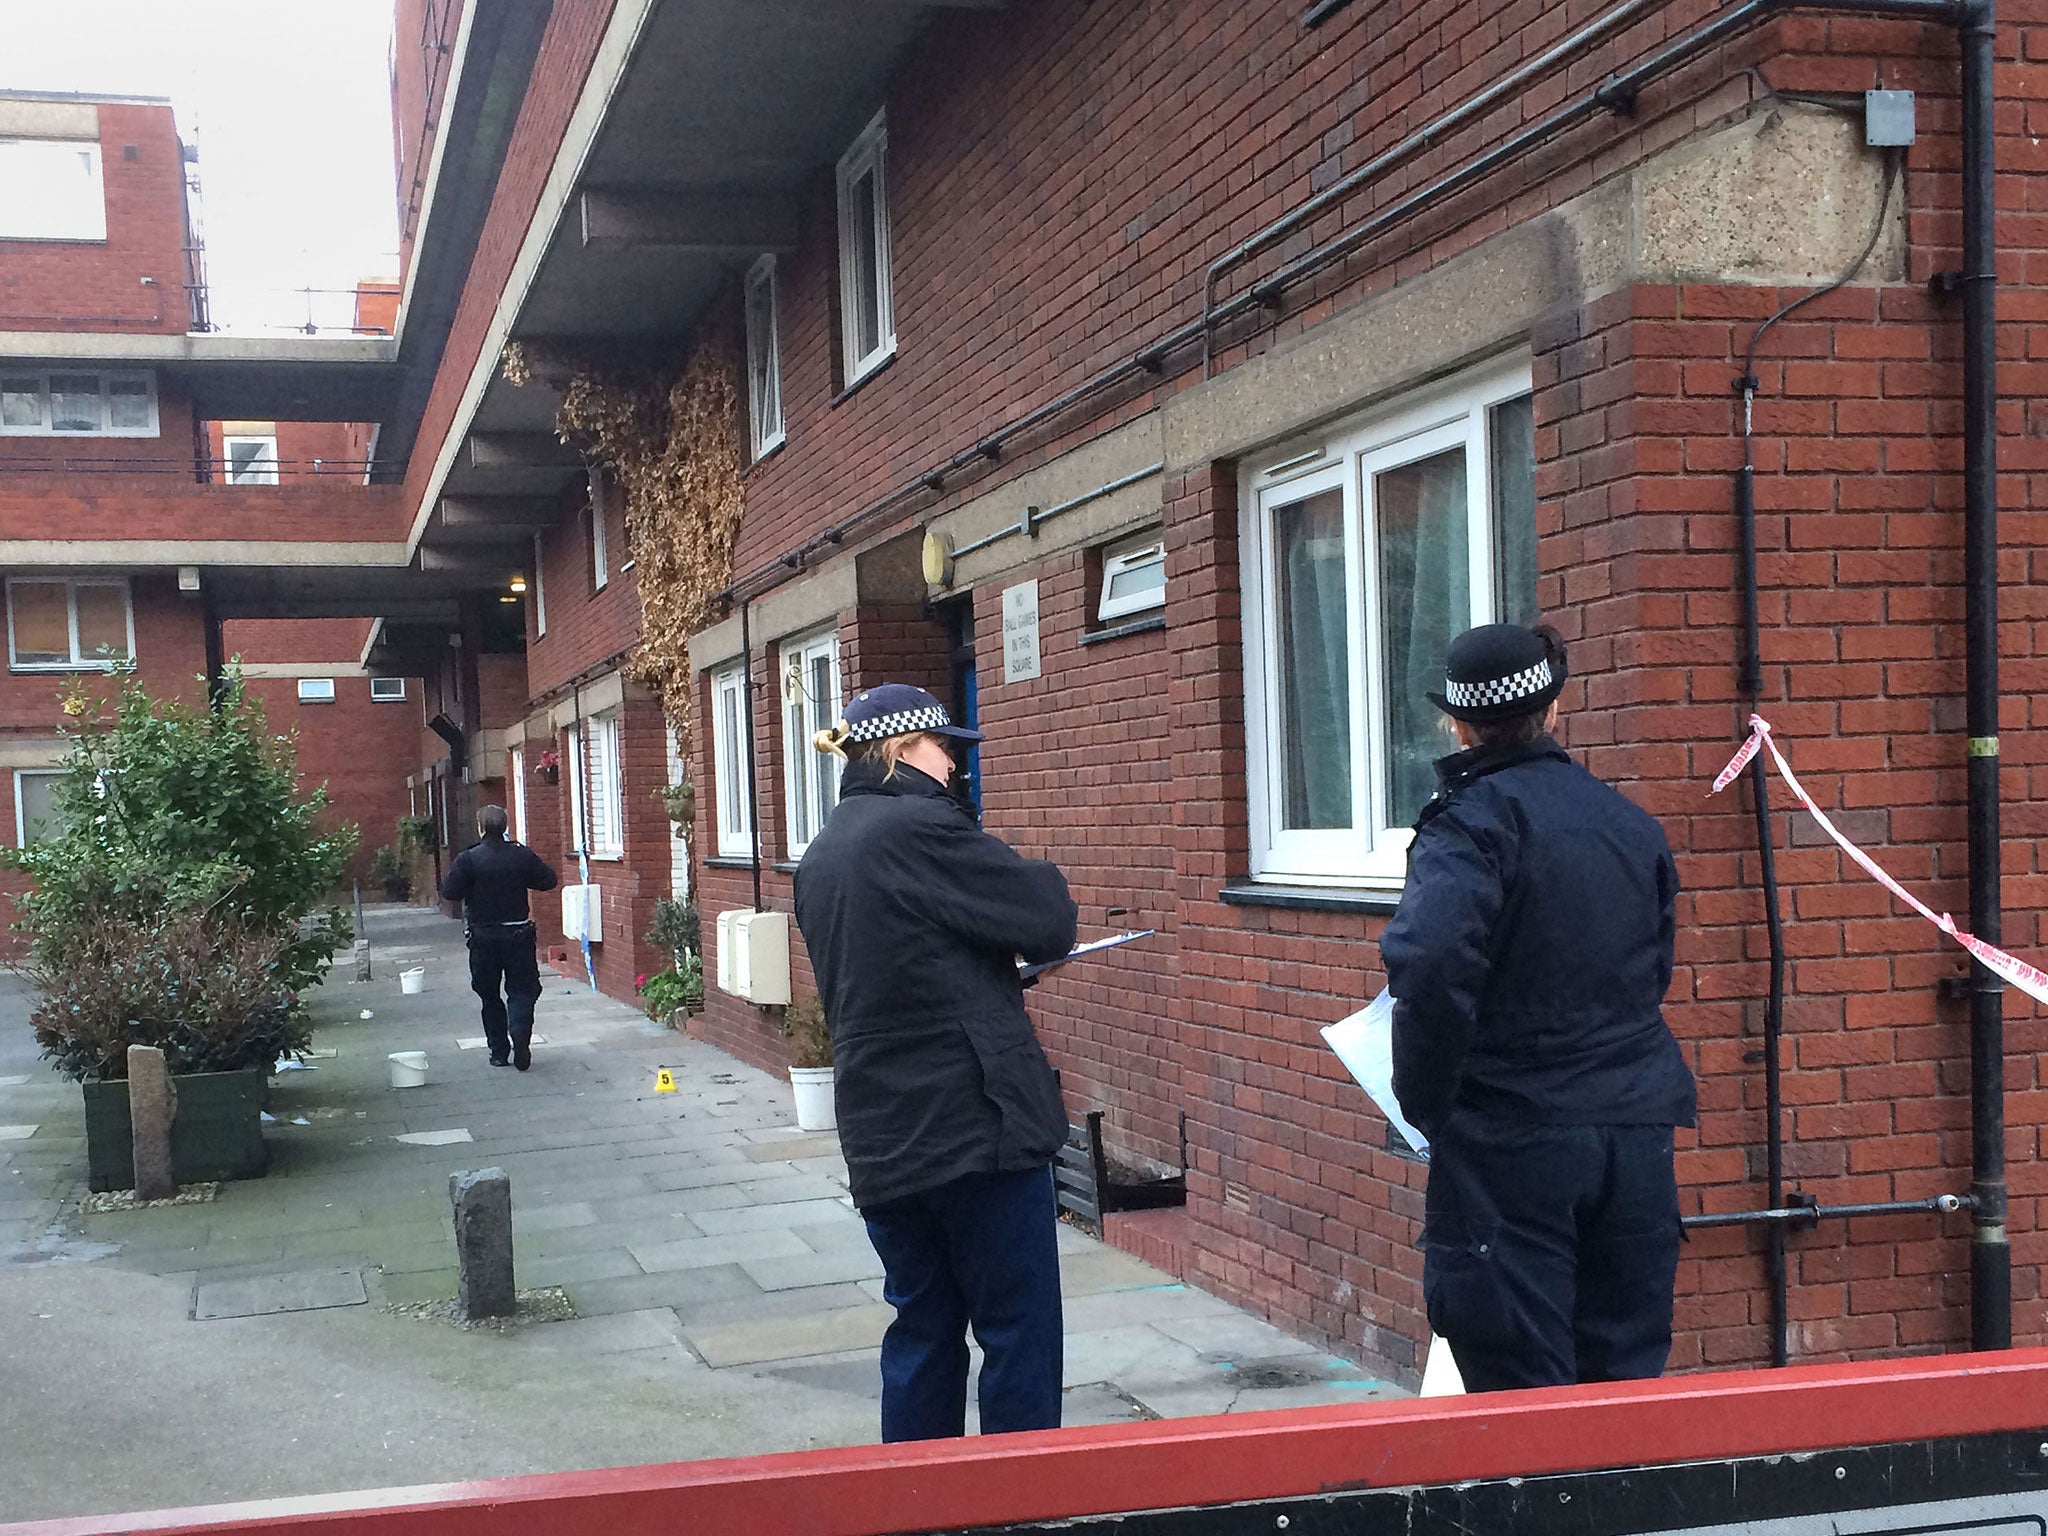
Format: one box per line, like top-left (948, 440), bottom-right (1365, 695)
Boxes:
top-left (388, 1050), bottom-right (429, 1088)
top-left (398, 967), bottom-right (426, 995)
top-left (789, 1066), bottom-right (836, 1132)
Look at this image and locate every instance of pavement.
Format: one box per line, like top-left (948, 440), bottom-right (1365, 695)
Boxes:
top-left (0, 903), bottom-right (1399, 1525)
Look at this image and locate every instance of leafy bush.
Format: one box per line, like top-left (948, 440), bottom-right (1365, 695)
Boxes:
top-left (635, 967), bottom-right (691, 1021)
top-left (28, 907), bottom-right (307, 1081)
top-left (646, 897), bottom-right (699, 961)
top-left (368, 845), bottom-right (410, 901)
top-left (3, 667), bottom-right (354, 1003)
top-left (394, 815), bottom-right (436, 860)
top-left (783, 993), bottom-right (833, 1070)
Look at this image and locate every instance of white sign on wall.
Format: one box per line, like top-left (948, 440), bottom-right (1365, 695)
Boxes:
top-left (1002, 580), bottom-right (1042, 684)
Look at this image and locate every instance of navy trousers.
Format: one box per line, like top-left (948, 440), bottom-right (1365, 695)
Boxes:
top-left (862, 1165), bottom-right (1063, 1441)
top-left (467, 924), bottom-right (541, 1065)
top-left (1422, 1114), bottom-right (1681, 1393)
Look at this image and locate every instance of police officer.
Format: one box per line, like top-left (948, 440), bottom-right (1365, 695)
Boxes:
top-left (1382, 624), bottom-right (1696, 1392)
top-left (438, 804), bottom-right (559, 1071)
top-left (793, 683), bottom-right (1078, 1442)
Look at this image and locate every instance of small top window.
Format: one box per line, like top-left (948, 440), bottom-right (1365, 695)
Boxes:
top-left (224, 435), bottom-right (279, 485)
top-left (297, 678), bottom-right (337, 703)
top-left (836, 111), bottom-right (895, 387)
top-left (746, 255), bottom-right (784, 458)
top-left (1097, 531), bottom-right (1167, 624)
top-left (370, 676), bottom-right (406, 702)
top-left (0, 139), bottom-right (105, 241)
top-left (589, 465), bottom-right (610, 590)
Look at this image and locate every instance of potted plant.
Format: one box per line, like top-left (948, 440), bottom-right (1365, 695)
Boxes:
top-left (3, 668), bottom-right (351, 1191)
top-left (534, 746), bottom-right (561, 785)
top-left (657, 781), bottom-right (694, 833)
top-left (635, 967), bottom-right (690, 1023)
top-left (782, 993), bottom-right (835, 1132)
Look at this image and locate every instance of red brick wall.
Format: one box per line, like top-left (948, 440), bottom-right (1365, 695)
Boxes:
top-left (0, 482), bottom-right (406, 542)
top-left (243, 672), bottom-right (420, 890)
top-left (390, 0), bottom-right (465, 284)
top-left (0, 102), bottom-right (190, 334)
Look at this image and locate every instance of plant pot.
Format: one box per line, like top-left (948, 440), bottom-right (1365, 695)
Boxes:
top-left (81, 1067), bottom-right (268, 1193)
top-left (538, 766), bottom-right (559, 785)
top-left (789, 1065), bottom-right (836, 1132)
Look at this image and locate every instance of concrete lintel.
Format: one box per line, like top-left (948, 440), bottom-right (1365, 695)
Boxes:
top-left (549, 671), bottom-right (625, 731)
top-left (439, 495), bottom-right (562, 530)
top-left (232, 662), bottom-right (371, 680)
top-left (0, 738), bottom-right (66, 769)
top-left (0, 332), bottom-right (397, 366)
top-left (418, 547), bottom-right (525, 577)
top-left (0, 541), bottom-right (410, 568)
top-left (578, 188), bottom-right (800, 255)
top-left (467, 433), bottom-right (583, 470)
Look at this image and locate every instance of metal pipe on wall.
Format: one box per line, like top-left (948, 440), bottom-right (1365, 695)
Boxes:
top-left (739, 598), bottom-right (764, 915)
top-left (1957, 0), bottom-right (2010, 1354)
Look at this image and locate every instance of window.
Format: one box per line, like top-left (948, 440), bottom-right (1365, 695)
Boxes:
top-left (509, 746), bottom-right (528, 843)
top-left (0, 370), bottom-right (157, 437)
top-left (570, 711), bottom-right (624, 859)
top-left (13, 770), bottom-right (66, 847)
top-left (296, 677), bottom-right (337, 704)
top-left (1097, 530), bottom-right (1167, 624)
top-left (711, 661), bottom-right (752, 858)
top-left (532, 532), bottom-right (548, 636)
top-left (780, 629), bottom-right (842, 858)
top-left (1241, 358), bottom-right (1537, 886)
top-left (745, 254), bottom-right (784, 458)
top-left (7, 579), bottom-right (132, 670)
top-left (589, 465), bottom-right (609, 591)
top-left (370, 676), bottom-right (406, 702)
top-left (0, 139), bottom-right (105, 241)
top-left (836, 111), bottom-right (895, 386)
top-left (223, 434), bottom-right (279, 485)
top-left (666, 720), bottom-right (691, 901)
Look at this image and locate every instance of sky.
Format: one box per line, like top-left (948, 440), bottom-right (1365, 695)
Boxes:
top-left (5, 1), bottom-right (401, 334)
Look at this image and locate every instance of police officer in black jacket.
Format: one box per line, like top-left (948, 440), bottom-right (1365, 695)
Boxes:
top-left (438, 805), bottom-right (559, 1071)
top-left (1382, 624), bottom-right (1696, 1393)
top-left (794, 683), bottom-right (1078, 1442)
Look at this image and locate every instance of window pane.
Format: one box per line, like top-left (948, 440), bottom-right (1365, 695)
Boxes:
top-left (74, 586), bottom-right (128, 660)
top-left (1491, 395), bottom-right (1538, 625)
top-left (787, 687), bottom-right (813, 846)
top-left (227, 437), bottom-right (277, 485)
top-left (809, 651), bottom-right (838, 832)
top-left (720, 682), bottom-right (744, 837)
top-left (1272, 488), bottom-right (1352, 830)
top-left (1105, 552), bottom-right (1166, 604)
top-left (849, 168), bottom-right (881, 361)
top-left (49, 374), bottom-right (102, 432)
top-left (107, 377), bottom-right (151, 430)
top-left (1, 377), bottom-right (41, 428)
top-left (17, 773), bottom-right (64, 845)
top-left (10, 583), bottom-right (71, 664)
top-left (1376, 447), bottom-right (1470, 827)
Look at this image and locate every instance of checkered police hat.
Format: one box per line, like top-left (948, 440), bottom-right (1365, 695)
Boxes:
top-left (835, 684), bottom-right (984, 748)
top-left (1426, 624), bottom-right (1569, 724)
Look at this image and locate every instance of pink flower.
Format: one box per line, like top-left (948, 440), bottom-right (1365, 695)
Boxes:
top-left (635, 973), bottom-right (647, 988)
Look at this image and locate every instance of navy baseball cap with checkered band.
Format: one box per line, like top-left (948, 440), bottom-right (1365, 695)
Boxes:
top-left (1426, 623), bottom-right (1568, 724)
top-left (840, 683), bottom-right (985, 746)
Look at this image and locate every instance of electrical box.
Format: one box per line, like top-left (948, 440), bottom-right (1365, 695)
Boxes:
top-left (1865, 89), bottom-right (1915, 147)
top-left (560, 883), bottom-right (603, 943)
top-left (713, 908), bottom-right (791, 1005)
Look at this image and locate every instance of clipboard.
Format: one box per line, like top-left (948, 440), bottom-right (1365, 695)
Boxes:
top-left (1320, 991), bottom-right (1430, 1157)
top-left (1018, 929), bottom-right (1155, 980)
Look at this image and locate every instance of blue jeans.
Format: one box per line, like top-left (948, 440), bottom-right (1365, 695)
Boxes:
top-left (862, 1165), bottom-right (1062, 1441)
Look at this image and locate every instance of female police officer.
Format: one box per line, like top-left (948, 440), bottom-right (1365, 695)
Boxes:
top-left (793, 683), bottom-right (1078, 1441)
top-left (1382, 624), bottom-right (1696, 1393)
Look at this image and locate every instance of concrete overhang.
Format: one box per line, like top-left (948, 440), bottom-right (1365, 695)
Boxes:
top-left (0, 332), bottom-right (402, 422)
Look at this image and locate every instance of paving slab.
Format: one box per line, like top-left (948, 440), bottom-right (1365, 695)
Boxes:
top-left (191, 1266), bottom-right (369, 1320)
top-left (739, 1245), bottom-right (887, 1292)
top-left (684, 1302), bottom-right (896, 1367)
top-left (630, 1227), bottom-right (813, 1274)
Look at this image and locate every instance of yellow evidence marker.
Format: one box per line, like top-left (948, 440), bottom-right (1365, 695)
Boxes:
top-left (655, 1068), bottom-right (677, 1094)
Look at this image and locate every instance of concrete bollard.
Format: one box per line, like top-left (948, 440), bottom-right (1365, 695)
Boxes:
top-left (127, 1045), bottom-right (178, 1202)
top-left (450, 1167), bottom-right (516, 1319)
top-left (353, 939), bottom-right (372, 983)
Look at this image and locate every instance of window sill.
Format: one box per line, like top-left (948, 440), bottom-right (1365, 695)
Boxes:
top-left (1219, 880), bottom-right (1402, 915)
top-left (705, 854), bottom-right (758, 870)
top-left (772, 860), bottom-right (802, 875)
top-left (1078, 614), bottom-right (1166, 648)
top-left (830, 350), bottom-right (897, 408)
top-left (10, 661), bottom-right (121, 674)
top-left (747, 436), bottom-right (786, 472)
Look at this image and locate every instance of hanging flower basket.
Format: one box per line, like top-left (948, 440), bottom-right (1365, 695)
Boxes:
top-left (534, 747), bottom-right (561, 785)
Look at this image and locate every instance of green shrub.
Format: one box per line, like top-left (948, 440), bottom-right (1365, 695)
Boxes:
top-left (647, 897), bottom-right (699, 961)
top-left (368, 844), bottom-right (410, 901)
top-left (635, 967), bottom-right (692, 1021)
top-left (394, 815), bottom-right (436, 860)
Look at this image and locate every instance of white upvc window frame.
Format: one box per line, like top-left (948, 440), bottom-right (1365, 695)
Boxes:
top-left (532, 531), bottom-right (548, 636)
top-left (780, 627), bottom-right (842, 860)
top-left (223, 433), bottom-right (280, 485)
top-left (370, 676), bottom-right (406, 701)
top-left (745, 254), bottom-right (784, 459)
top-left (0, 369), bottom-right (158, 438)
top-left (569, 711), bottom-right (625, 861)
top-left (589, 465), bottom-right (609, 591)
top-left (665, 719), bottom-right (691, 901)
top-left (0, 138), bottom-right (106, 242)
top-left (710, 661), bottom-right (752, 858)
top-left (509, 745), bottom-right (528, 843)
top-left (13, 768), bottom-right (66, 847)
top-left (1240, 356), bottom-right (1535, 889)
top-left (6, 577), bottom-right (135, 672)
top-left (835, 110), bottom-right (896, 388)
top-left (296, 677), bottom-right (337, 704)
top-left (1097, 528), bottom-right (1168, 624)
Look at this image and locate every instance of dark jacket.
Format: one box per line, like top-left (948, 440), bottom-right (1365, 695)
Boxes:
top-left (793, 758), bottom-right (1078, 1210)
top-left (1382, 736), bottom-right (1696, 1138)
top-left (438, 835), bottom-right (559, 925)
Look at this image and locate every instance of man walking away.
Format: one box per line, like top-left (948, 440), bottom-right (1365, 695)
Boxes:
top-left (439, 805), bottom-right (558, 1071)
top-left (1382, 624), bottom-right (1696, 1393)
top-left (794, 683), bottom-right (1078, 1442)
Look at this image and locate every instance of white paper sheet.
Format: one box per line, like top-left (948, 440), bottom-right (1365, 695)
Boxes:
top-left (1320, 991), bottom-right (1430, 1157)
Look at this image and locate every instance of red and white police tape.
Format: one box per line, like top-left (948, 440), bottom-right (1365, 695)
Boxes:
top-left (1712, 714), bottom-right (2048, 1008)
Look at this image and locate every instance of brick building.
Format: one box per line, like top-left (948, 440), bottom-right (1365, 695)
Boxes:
top-left (9, 0), bottom-right (2046, 1386)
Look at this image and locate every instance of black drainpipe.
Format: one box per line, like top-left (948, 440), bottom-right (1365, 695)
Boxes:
top-left (1958, 0), bottom-right (2010, 1353)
